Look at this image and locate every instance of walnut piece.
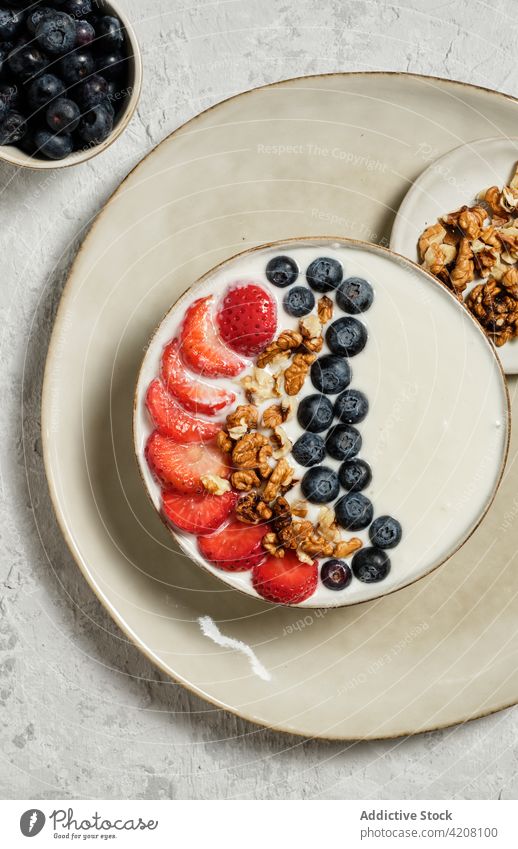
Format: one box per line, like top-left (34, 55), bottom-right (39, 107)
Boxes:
top-left (262, 404), bottom-right (283, 429)
top-left (449, 237), bottom-right (474, 292)
top-left (467, 277), bottom-right (518, 346)
top-left (334, 538), bottom-right (363, 558)
top-left (240, 367), bottom-right (276, 403)
top-left (201, 474), bottom-right (231, 496)
top-left (418, 222), bottom-right (446, 261)
top-left (236, 492), bottom-right (272, 524)
top-left (256, 330), bottom-right (302, 368)
top-left (262, 531), bottom-right (285, 557)
top-left (284, 352), bottom-right (316, 396)
top-left (300, 313), bottom-right (324, 353)
top-left (226, 404), bottom-right (258, 432)
top-left (423, 243), bottom-right (456, 276)
top-left (232, 432), bottom-right (270, 469)
top-left (270, 496), bottom-right (292, 533)
top-left (271, 425), bottom-right (292, 459)
top-left (231, 469), bottom-right (261, 491)
top-left (317, 506), bottom-right (340, 543)
top-left (317, 296), bottom-right (334, 324)
top-left (262, 458), bottom-right (295, 502)
top-left (216, 430), bottom-right (232, 453)
top-left (442, 204), bottom-right (487, 239)
top-left (291, 499), bottom-right (309, 518)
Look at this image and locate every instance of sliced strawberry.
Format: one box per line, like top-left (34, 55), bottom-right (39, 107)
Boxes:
top-left (252, 552), bottom-right (318, 604)
top-left (162, 488), bottom-right (237, 535)
top-left (146, 431), bottom-right (229, 493)
top-left (161, 339), bottom-right (235, 417)
top-left (180, 296), bottom-right (245, 377)
top-left (198, 518), bottom-right (268, 572)
top-left (146, 379), bottom-right (222, 443)
top-left (217, 283), bottom-right (277, 356)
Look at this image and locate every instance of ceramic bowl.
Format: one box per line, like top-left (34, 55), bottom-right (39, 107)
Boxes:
top-left (0, 0), bottom-right (142, 170)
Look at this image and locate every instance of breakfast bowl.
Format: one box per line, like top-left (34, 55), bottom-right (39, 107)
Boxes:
top-left (134, 237), bottom-right (510, 609)
top-left (0, 0), bottom-right (142, 169)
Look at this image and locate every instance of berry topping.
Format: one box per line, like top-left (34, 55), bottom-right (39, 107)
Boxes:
top-left (335, 492), bottom-right (374, 531)
top-left (35, 11), bottom-right (76, 55)
top-left (60, 51), bottom-right (95, 85)
top-left (162, 489), bottom-right (237, 536)
top-left (146, 379), bottom-right (222, 443)
top-left (27, 73), bottom-right (65, 110)
top-left (46, 97), bottom-right (80, 133)
top-left (252, 551), bottom-right (318, 604)
top-left (352, 547), bottom-right (391, 583)
top-left (310, 354), bottom-right (351, 394)
top-left (325, 424), bottom-right (362, 461)
top-left (161, 338), bottom-right (235, 417)
top-left (33, 129), bottom-right (73, 160)
top-left (306, 257), bottom-right (343, 293)
top-left (297, 393), bottom-right (334, 433)
top-left (338, 459), bottom-right (372, 492)
top-left (283, 286), bottom-right (315, 317)
top-left (301, 467), bottom-right (340, 504)
top-left (336, 276), bottom-right (374, 314)
top-left (78, 104), bottom-right (113, 145)
top-left (334, 389), bottom-right (369, 424)
top-left (265, 255), bottom-right (298, 287)
top-left (180, 295), bottom-right (245, 377)
top-left (326, 316), bottom-right (368, 357)
top-left (321, 559), bottom-right (352, 591)
top-left (198, 518), bottom-right (267, 572)
top-left (369, 516), bottom-right (402, 549)
top-left (291, 432), bottom-right (326, 467)
top-left (217, 283), bottom-right (277, 356)
top-left (146, 432), bottom-right (229, 493)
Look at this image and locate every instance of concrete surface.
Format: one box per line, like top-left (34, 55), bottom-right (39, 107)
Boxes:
top-left (2, 0), bottom-right (518, 800)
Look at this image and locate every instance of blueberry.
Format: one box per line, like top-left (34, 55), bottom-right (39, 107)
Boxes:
top-left (301, 467), bottom-right (340, 504)
top-left (326, 317), bottom-right (367, 357)
top-left (26, 7), bottom-right (53, 35)
top-left (352, 547), bottom-right (391, 583)
top-left (297, 393), bottom-right (334, 433)
top-left (336, 276), bottom-right (374, 314)
top-left (326, 424), bottom-right (362, 461)
top-left (311, 354), bottom-right (351, 395)
top-left (0, 8), bottom-right (21, 41)
top-left (291, 432), bottom-right (326, 467)
top-left (334, 389), bottom-right (369, 424)
top-left (369, 516), bottom-right (402, 549)
top-left (335, 493), bottom-right (373, 530)
top-left (96, 15), bottom-right (124, 50)
top-left (77, 103), bottom-right (113, 144)
top-left (46, 96), bottom-right (80, 133)
top-left (0, 81), bottom-right (19, 110)
top-left (36, 12), bottom-right (76, 55)
top-left (0, 108), bottom-right (25, 144)
top-left (34, 128), bottom-right (73, 159)
top-left (265, 255), bottom-right (298, 288)
top-left (27, 74), bottom-right (65, 110)
top-left (306, 256), bottom-right (343, 293)
top-left (283, 286), bottom-right (315, 317)
top-left (96, 50), bottom-right (126, 81)
top-left (338, 459), bottom-right (372, 492)
top-left (63, 0), bottom-right (92, 16)
top-left (7, 43), bottom-right (48, 79)
top-left (59, 50), bottom-right (94, 84)
top-left (76, 73), bottom-right (109, 108)
top-left (321, 559), bottom-right (352, 591)
top-left (75, 18), bottom-right (95, 46)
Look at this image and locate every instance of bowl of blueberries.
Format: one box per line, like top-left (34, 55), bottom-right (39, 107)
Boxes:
top-left (0, 0), bottom-right (142, 167)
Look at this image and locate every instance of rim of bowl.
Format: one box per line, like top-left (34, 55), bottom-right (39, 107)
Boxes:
top-left (134, 235), bottom-right (511, 610)
top-left (0, 0), bottom-right (143, 170)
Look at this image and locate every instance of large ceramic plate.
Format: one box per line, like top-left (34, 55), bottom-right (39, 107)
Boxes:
top-left (43, 73), bottom-right (518, 739)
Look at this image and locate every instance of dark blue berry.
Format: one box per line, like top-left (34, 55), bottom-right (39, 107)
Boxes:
top-left (75, 18), bottom-right (94, 46)
top-left (27, 74), bottom-right (65, 110)
top-left (8, 43), bottom-right (48, 79)
top-left (326, 317), bottom-right (367, 357)
top-left (0, 108), bottom-right (25, 143)
top-left (34, 128), bottom-right (73, 159)
top-left (266, 255), bottom-right (298, 287)
top-left (334, 389), bottom-right (369, 424)
top-left (96, 15), bottom-right (124, 50)
top-left (26, 7), bottom-right (53, 35)
top-left (63, 0), bottom-right (92, 16)
top-left (336, 276), bottom-right (374, 314)
top-left (283, 286), bottom-right (315, 317)
top-left (76, 73), bottom-right (109, 108)
top-left (352, 547), bottom-right (391, 583)
top-left (321, 559), bottom-right (352, 590)
top-left (297, 393), bottom-right (334, 433)
top-left (0, 81), bottom-right (19, 110)
top-left (301, 467), bottom-right (340, 504)
top-left (326, 424), bottom-right (362, 461)
top-left (338, 459), bottom-right (372, 492)
top-left (311, 354), bottom-right (351, 395)
top-left (291, 432), bottom-right (326, 467)
top-left (0, 8), bottom-right (21, 41)
top-left (59, 50), bottom-right (94, 84)
top-left (306, 256), bottom-right (343, 293)
top-left (96, 50), bottom-right (126, 81)
top-left (77, 103), bottom-right (113, 144)
top-left (46, 97), bottom-right (80, 133)
top-left (335, 492), bottom-right (373, 530)
top-left (369, 516), bottom-right (402, 549)
top-left (36, 12), bottom-right (76, 55)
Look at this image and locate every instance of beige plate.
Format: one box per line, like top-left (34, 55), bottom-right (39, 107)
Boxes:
top-left (43, 73), bottom-right (518, 739)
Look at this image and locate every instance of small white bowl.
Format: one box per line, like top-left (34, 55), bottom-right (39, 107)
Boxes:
top-left (390, 136), bottom-right (518, 374)
top-left (0, 0), bottom-right (142, 170)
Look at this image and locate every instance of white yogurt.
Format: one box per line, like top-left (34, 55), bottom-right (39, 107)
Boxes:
top-left (134, 239), bottom-right (509, 608)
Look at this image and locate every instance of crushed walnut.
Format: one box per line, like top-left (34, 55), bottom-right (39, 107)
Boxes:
top-left (201, 474), bottom-right (231, 496)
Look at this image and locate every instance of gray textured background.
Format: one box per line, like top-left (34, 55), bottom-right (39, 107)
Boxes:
top-left (2, 0), bottom-right (518, 800)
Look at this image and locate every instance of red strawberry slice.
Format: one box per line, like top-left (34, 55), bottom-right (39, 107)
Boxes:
top-left (162, 488), bottom-right (237, 535)
top-left (162, 339), bottom-right (235, 417)
top-left (252, 552), bottom-right (318, 604)
top-left (217, 283), bottom-right (277, 356)
top-left (180, 296), bottom-right (245, 377)
top-left (198, 518), bottom-right (268, 572)
top-left (146, 431), bottom-right (229, 493)
top-left (146, 379), bottom-right (222, 443)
